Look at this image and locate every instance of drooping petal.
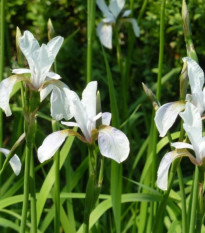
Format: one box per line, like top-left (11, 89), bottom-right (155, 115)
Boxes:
top-left (180, 102), bottom-right (202, 133)
top-left (199, 139), bottom-right (205, 162)
top-left (37, 130), bottom-right (69, 163)
top-left (154, 101), bottom-right (185, 137)
top-left (157, 150), bottom-right (184, 190)
top-left (0, 76), bottom-right (19, 116)
top-left (109, 0), bottom-right (125, 18)
top-left (102, 112), bottom-right (112, 125)
top-left (82, 81), bottom-right (97, 120)
top-left (40, 84), bottom-right (53, 102)
top-left (70, 91), bottom-right (91, 141)
top-left (12, 68), bottom-right (31, 74)
top-left (183, 57), bottom-right (204, 94)
top-left (97, 0), bottom-right (114, 20)
top-left (180, 103), bottom-right (203, 162)
top-left (126, 18), bottom-right (140, 37)
top-left (50, 82), bottom-right (73, 121)
top-left (46, 36), bottom-right (64, 61)
top-left (97, 22), bottom-right (112, 49)
top-left (0, 148), bottom-right (21, 175)
top-left (98, 125), bottom-right (130, 163)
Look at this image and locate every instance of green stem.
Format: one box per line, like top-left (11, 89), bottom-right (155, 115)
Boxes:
top-left (30, 144), bottom-right (37, 233)
top-left (114, 27), bottom-right (122, 74)
top-left (86, 0), bottom-right (96, 84)
top-left (156, 0), bottom-right (166, 101)
top-left (20, 144), bottom-right (31, 233)
top-left (83, 145), bottom-right (102, 233)
top-left (189, 167), bottom-right (199, 233)
top-left (195, 168), bottom-right (204, 233)
top-left (21, 89), bottom-right (38, 233)
top-left (54, 150), bottom-right (60, 233)
top-left (0, 0), bottom-right (5, 191)
top-left (177, 166), bottom-right (187, 233)
top-left (52, 120), bottom-right (60, 233)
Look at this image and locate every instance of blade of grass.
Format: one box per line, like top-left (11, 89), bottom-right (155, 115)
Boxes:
top-left (0, 0), bottom-right (5, 193)
top-left (86, 0), bottom-right (96, 83)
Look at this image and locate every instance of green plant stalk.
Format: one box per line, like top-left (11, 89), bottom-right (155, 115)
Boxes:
top-left (195, 168), bottom-right (204, 233)
top-left (149, 0), bottom-right (166, 230)
top-left (0, 0), bottom-right (5, 192)
top-left (189, 167), bottom-right (199, 233)
top-left (20, 144), bottom-right (31, 233)
top-left (20, 89), bottom-right (39, 233)
top-left (114, 27), bottom-right (122, 74)
top-left (83, 144), bottom-right (100, 233)
top-left (52, 120), bottom-right (60, 233)
top-left (182, 0), bottom-right (198, 62)
top-left (30, 147), bottom-right (37, 233)
top-left (65, 155), bottom-right (76, 232)
top-left (86, 0), bottom-right (96, 84)
top-left (177, 166), bottom-right (187, 233)
top-left (102, 47), bottom-right (122, 233)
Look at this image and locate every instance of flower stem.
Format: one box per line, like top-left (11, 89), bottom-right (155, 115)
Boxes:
top-left (0, 0), bottom-right (5, 192)
top-left (189, 166), bottom-right (199, 233)
top-left (83, 145), bottom-right (102, 233)
top-left (86, 0), bottom-right (96, 84)
top-left (195, 168), bottom-right (204, 233)
top-left (20, 144), bottom-right (31, 233)
top-left (21, 89), bottom-right (38, 232)
top-left (52, 120), bottom-right (60, 233)
top-left (30, 146), bottom-right (37, 233)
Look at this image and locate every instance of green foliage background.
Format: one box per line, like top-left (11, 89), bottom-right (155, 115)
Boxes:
top-left (1, 0), bottom-right (205, 232)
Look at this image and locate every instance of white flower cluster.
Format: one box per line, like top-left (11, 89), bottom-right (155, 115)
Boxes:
top-left (0, 30), bottom-right (130, 175)
top-left (155, 58), bottom-right (205, 190)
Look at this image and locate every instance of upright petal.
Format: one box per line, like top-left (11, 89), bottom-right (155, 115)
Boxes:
top-left (157, 150), bottom-right (183, 190)
top-left (0, 76), bottom-right (19, 116)
top-left (98, 125), bottom-right (130, 163)
top-left (102, 112), bottom-right (112, 125)
top-left (191, 92), bottom-right (205, 115)
top-left (183, 57), bottom-right (204, 94)
top-left (97, 0), bottom-right (113, 20)
top-left (37, 130), bottom-right (69, 163)
top-left (154, 101), bottom-right (185, 137)
top-left (19, 31), bottom-right (40, 71)
top-left (0, 148), bottom-right (21, 175)
top-left (97, 22), bottom-right (112, 49)
top-left (70, 91), bottom-right (91, 141)
top-left (46, 36), bottom-right (64, 61)
top-left (82, 81), bottom-right (97, 120)
top-left (109, 0), bottom-right (125, 18)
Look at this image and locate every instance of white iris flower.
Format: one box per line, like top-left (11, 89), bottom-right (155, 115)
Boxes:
top-left (37, 81), bottom-right (130, 163)
top-left (155, 57), bottom-right (205, 137)
top-left (96, 0), bottom-right (140, 49)
top-left (0, 30), bottom-right (72, 121)
top-left (157, 102), bottom-right (205, 190)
